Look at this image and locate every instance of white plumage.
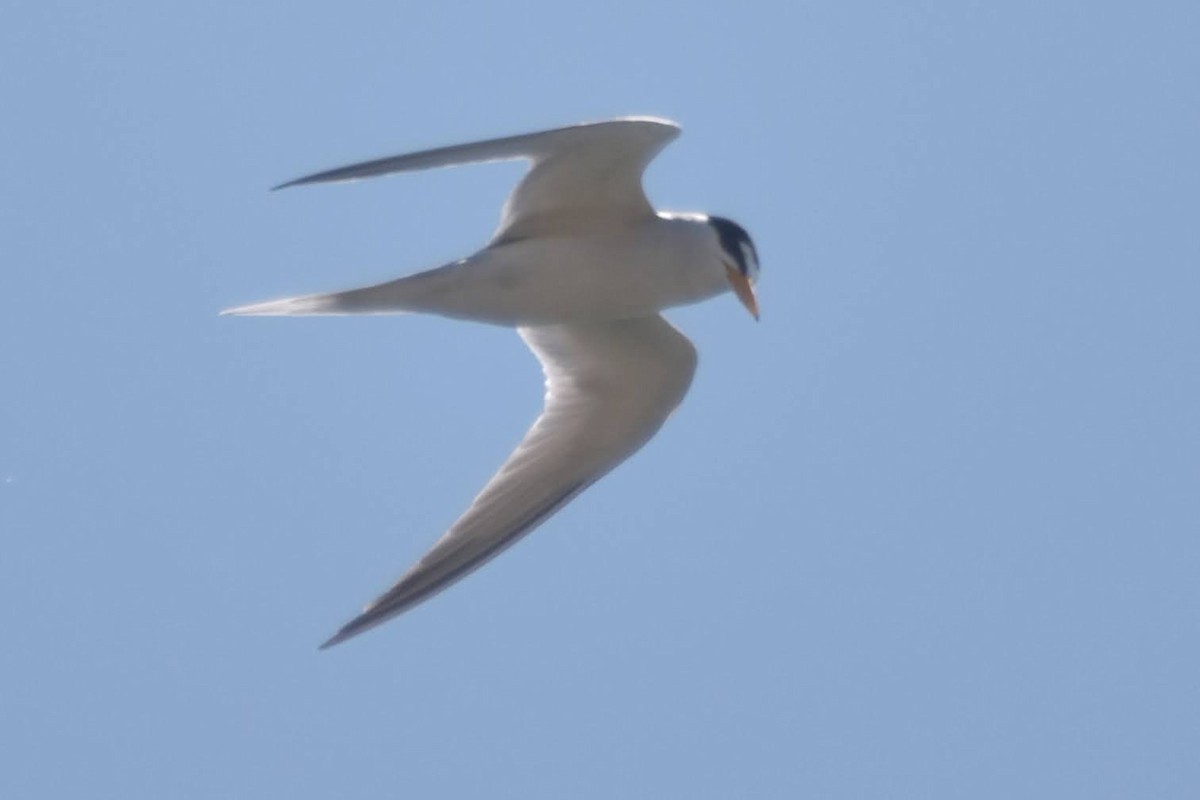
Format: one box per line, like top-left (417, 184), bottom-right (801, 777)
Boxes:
top-left (224, 117), bottom-right (759, 647)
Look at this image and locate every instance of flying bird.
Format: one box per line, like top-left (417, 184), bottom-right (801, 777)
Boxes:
top-left (224, 117), bottom-right (759, 648)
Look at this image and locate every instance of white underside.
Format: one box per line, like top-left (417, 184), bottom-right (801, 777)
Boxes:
top-left (221, 215), bottom-right (728, 326)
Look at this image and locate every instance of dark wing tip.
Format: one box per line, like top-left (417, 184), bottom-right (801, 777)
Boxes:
top-left (317, 610), bottom-right (380, 650)
top-left (318, 623), bottom-right (359, 650)
top-left (318, 630), bottom-right (349, 650)
top-left (271, 168), bottom-right (357, 192)
top-left (271, 175), bottom-right (323, 191)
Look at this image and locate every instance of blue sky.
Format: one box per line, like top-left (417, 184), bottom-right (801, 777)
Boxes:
top-left (3, 1), bottom-right (1197, 797)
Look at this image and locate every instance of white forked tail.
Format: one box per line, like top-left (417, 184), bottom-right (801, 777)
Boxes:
top-left (220, 293), bottom-right (352, 316)
top-left (219, 266), bottom-right (460, 317)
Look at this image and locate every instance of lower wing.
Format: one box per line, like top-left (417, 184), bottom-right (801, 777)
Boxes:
top-left (321, 315), bottom-right (697, 648)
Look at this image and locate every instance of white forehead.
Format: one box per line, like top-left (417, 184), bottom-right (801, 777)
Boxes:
top-left (739, 241), bottom-right (760, 280)
top-left (739, 241), bottom-right (757, 268)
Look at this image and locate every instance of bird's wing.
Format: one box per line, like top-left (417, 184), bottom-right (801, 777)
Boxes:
top-left (273, 117), bottom-right (681, 242)
top-left (321, 315), bottom-right (697, 648)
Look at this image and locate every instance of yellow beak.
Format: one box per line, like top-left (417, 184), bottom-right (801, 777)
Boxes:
top-left (724, 262), bottom-right (760, 321)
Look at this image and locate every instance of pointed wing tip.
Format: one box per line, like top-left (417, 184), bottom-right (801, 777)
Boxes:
top-left (318, 619), bottom-right (365, 650)
top-left (318, 631), bottom-right (347, 650)
top-left (318, 603), bottom-right (390, 650)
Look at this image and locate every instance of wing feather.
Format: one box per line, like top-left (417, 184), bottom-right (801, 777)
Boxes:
top-left (273, 117), bottom-right (681, 242)
top-left (321, 315), bottom-right (697, 648)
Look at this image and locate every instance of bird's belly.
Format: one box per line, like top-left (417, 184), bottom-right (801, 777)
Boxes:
top-left (417, 234), bottom-right (722, 325)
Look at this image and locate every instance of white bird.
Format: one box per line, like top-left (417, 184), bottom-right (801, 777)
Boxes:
top-left (224, 117), bottom-right (759, 648)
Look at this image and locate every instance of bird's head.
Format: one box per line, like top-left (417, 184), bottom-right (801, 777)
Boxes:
top-left (707, 216), bottom-right (760, 320)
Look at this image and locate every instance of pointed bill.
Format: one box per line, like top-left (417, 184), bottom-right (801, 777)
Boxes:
top-left (724, 263), bottom-right (759, 320)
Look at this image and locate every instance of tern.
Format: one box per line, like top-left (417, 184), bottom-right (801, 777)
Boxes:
top-left (224, 117), bottom-right (759, 648)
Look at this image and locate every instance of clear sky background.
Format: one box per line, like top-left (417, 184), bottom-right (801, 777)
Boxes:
top-left (3, 2), bottom-right (1197, 797)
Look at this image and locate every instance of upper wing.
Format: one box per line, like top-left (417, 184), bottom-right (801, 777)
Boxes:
top-left (274, 117), bottom-right (681, 243)
top-left (321, 315), bottom-right (697, 648)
